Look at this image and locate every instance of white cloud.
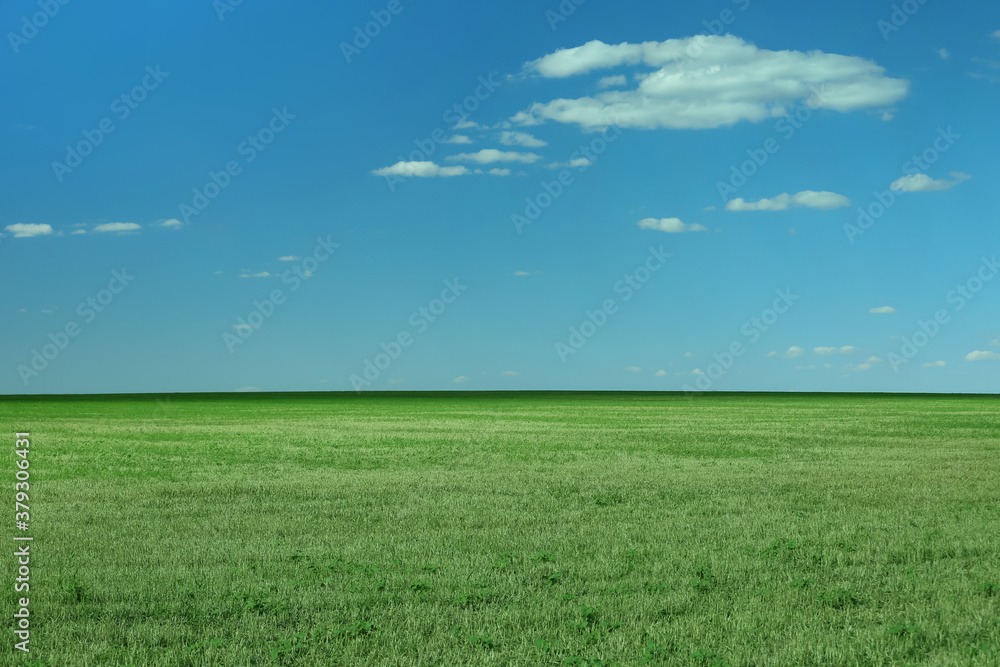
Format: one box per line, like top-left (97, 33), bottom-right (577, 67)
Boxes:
top-left (922, 360), bottom-right (946, 367)
top-left (512, 36), bottom-right (908, 130)
top-left (855, 363), bottom-right (872, 371)
top-left (784, 346), bottom-right (805, 359)
top-left (5, 223), bottom-right (54, 238)
top-left (767, 351), bottom-right (777, 357)
top-left (499, 131), bottom-right (547, 147)
top-left (597, 74), bottom-right (627, 88)
top-left (683, 352), bottom-right (695, 358)
top-left (487, 168), bottom-right (511, 176)
top-left (546, 157), bottom-right (593, 169)
top-left (655, 369), bottom-right (667, 376)
top-left (938, 48), bottom-right (950, 61)
top-left (993, 30), bottom-right (1000, 40)
top-left (814, 346), bottom-right (856, 355)
top-left (71, 229), bottom-right (86, 235)
top-left (239, 272), bottom-right (271, 278)
top-left (453, 119), bottom-right (484, 130)
top-left (691, 368), bottom-right (704, 375)
top-left (513, 271), bottom-right (530, 276)
top-left (372, 161), bottom-right (470, 178)
top-left (93, 222), bottom-right (141, 233)
top-left (625, 366), bottom-right (641, 372)
top-left (867, 356), bottom-right (882, 363)
top-left (725, 190), bottom-right (850, 212)
top-left (278, 256), bottom-right (299, 261)
top-left (890, 171), bottom-right (971, 192)
top-left (446, 149), bottom-right (542, 164)
top-left (869, 306), bottom-right (897, 314)
top-left (501, 370), bottom-right (519, 376)
top-left (637, 217), bottom-right (707, 233)
top-left (453, 376), bottom-right (469, 383)
top-left (965, 350), bottom-right (1000, 361)
top-left (992, 337), bottom-right (1000, 346)
top-left (443, 135), bottom-right (473, 144)
top-left (159, 218), bottom-right (183, 228)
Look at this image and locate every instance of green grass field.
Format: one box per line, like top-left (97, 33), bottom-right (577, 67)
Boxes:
top-left (3, 391), bottom-right (999, 666)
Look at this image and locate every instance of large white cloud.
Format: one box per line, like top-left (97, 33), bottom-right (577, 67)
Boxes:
top-left (512, 36), bottom-right (908, 130)
top-left (966, 350), bottom-right (1000, 361)
top-left (890, 172), bottom-right (971, 192)
top-left (372, 161), bottom-right (470, 177)
top-left (445, 149), bottom-right (542, 164)
top-left (4, 223), bottom-right (54, 238)
top-left (637, 217), bottom-right (707, 233)
top-left (726, 190), bottom-right (850, 211)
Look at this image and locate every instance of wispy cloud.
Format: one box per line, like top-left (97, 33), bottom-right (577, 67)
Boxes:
top-left (965, 350), bottom-right (1000, 361)
top-left (725, 191), bottom-right (850, 212)
top-left (372, 161), bottom-right (470, 178)
top-left (546, 157), bottom-right (593, 169)
top-left (869, 306), bottom-right (897, 314)
top-left (890, 172), bottom-right (971, 192)
top-left (637, 217), bottom-right (707, 233)
top-left (93, 222), bottom-right (141, 233)
top-left (814, 346), bottom-right (856, 355)
top-left (499, 131), bottom-right (547, 147)
top-left (445, 149), bottom-right (542, 164)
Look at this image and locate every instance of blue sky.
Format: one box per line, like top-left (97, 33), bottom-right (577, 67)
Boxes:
top-left (2, 0), bottom-right (999, 395)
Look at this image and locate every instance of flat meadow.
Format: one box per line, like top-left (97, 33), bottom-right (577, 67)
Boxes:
top-left (2, 391), bottom-right (998, 666)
